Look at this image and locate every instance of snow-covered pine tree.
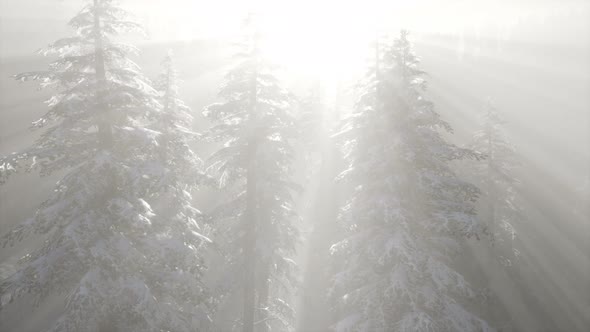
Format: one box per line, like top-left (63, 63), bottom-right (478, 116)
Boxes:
top-left (470, 99), bottom-right (523, 267)
top-left (0, 1), bottom-right (210, 331)
top-left (329, 30), bottom-right (492, 332)
top-left (463, 99), bottom-right (530, 331)
top-left (148, 51), bottom-right (215, 329)
top-left (203, 16), bottom-right (299, 332)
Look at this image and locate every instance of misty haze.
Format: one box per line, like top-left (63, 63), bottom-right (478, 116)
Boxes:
top-left (0, 1), bottom-right (588, 331)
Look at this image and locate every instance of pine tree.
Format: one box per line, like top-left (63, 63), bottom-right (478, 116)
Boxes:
top-left (470, 99), bottom-right (522, 267)
top-left (149, 51), bottom-right (215, 329)
top-left (203, 16), bottom-right (299, 332)
top-left (465, 99), bottom-right (530, 331)
top-left (0, 1), bottom-right (210, 331)
top-left (330, 30), bottom-right (492, 332)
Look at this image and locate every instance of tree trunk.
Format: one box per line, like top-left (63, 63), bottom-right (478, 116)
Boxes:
top-left (256, 259), bottom-right (271, 332)
top-left (243, 39), bottom-right (259, 332)
top-left (255, 190), bottom-right (272, 332)
top-left (93, 0), bottom-right (112, 150)
top-left (92, 0), bottom-right (117, 203)
top-left (487, 114), bottom-right (495, 245)
top-left (243, 137), bottom-right (257, 332)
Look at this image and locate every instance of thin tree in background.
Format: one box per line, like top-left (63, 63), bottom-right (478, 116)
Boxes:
top-left (150, 51), bottom-right (215, 329)
top-left (204, 16), bottom-right (299, 332)
top-left (330, 30), bottom-right (492, 331)
top-left (0, 1), bottom-right (210, 330)
top-left (470, 99), bottom-right (523, 267)
top-left (465, 99), bottom-right (529, 331)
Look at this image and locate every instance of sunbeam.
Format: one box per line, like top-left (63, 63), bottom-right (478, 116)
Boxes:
top-left (0, 1), bottom-right (588, 332)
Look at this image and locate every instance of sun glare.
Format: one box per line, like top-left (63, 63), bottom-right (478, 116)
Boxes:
top-left (137, 0), bottom-right (537, 95)
top-left (250, 0), bottom-right (400, 100)
top-left (140, 0), bottom-right (402, 90)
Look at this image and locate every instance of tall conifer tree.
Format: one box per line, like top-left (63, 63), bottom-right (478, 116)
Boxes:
top-left (204, 16), bottom-right (299, 332)
top-left (0, 2), bottom-right (211, 331)
top-left (330, 31), bottom-right (492, 332)
top-left (470, 99), bottom-right (523, 266)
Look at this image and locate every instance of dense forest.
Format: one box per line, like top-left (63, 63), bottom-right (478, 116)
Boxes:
top-left (0, 1), bottom-right (588, 332)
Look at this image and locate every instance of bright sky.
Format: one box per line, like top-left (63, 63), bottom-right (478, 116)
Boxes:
top-left (0, 0), bottom-right (587, 87)
top-left (118, 0), bottom-right (584, 83)
top-left (1, 1), bottom-right (587, 52)
top-left (2, 0), bottom-right (586, 65)
top-left (2, 0), bottom-right (585, 40)
top-left (1, 0), bottom-right (586, 100)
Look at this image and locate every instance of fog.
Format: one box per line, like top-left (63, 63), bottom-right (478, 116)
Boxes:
top-left (0, 1), bottom-right (589, 331)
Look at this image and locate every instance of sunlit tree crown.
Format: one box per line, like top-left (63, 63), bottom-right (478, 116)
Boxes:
top-left (331, 30), bottom-right (492, 332)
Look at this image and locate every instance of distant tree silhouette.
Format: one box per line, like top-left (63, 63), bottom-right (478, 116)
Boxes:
top-left (470, 99), bottom-right (523, 267)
